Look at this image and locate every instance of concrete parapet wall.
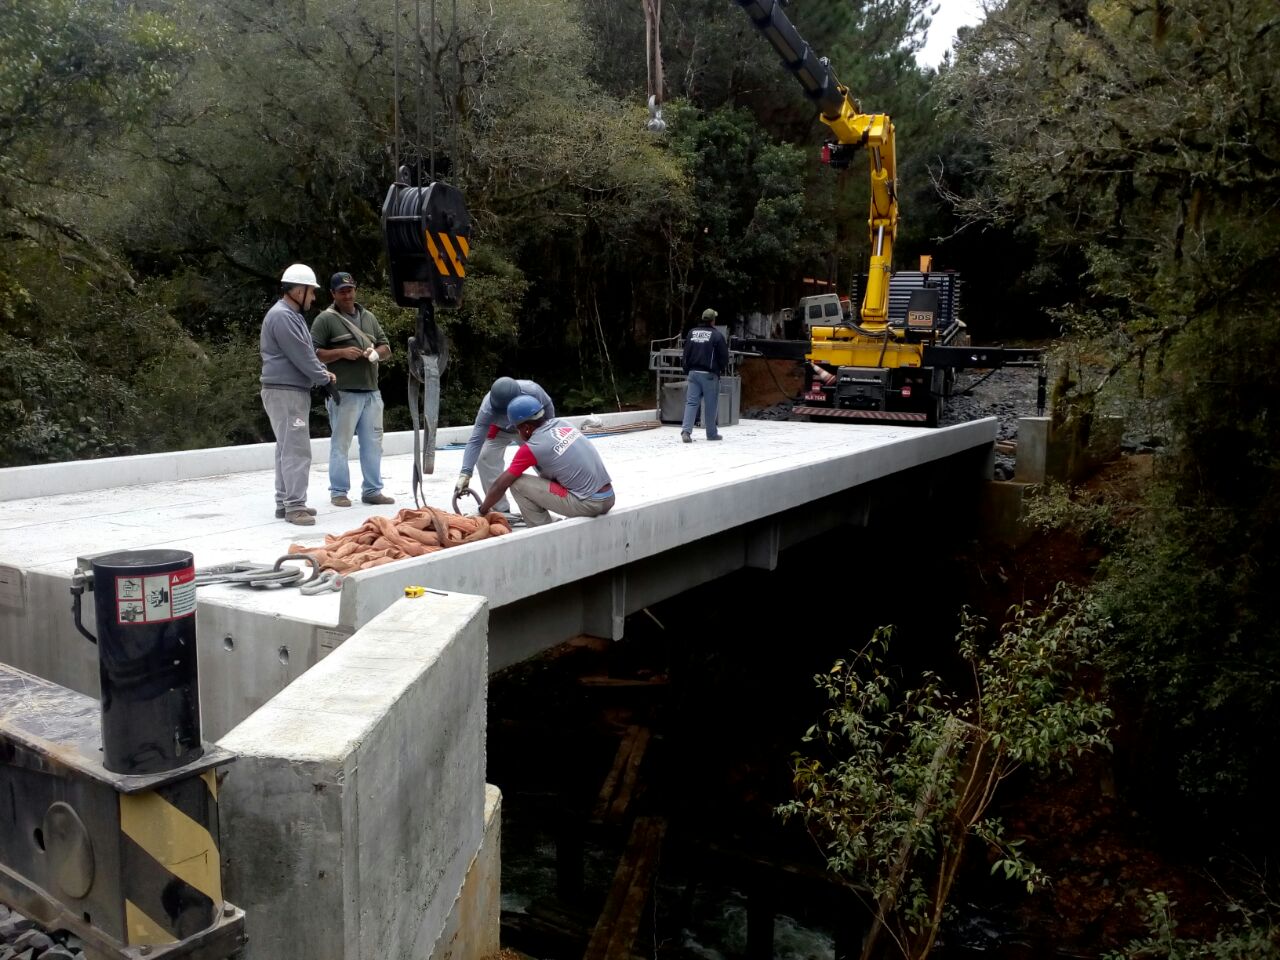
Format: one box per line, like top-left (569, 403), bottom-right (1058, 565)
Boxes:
top-left (0, 410), bottom-right (656, 502)
top-left (217, 591), bottom-right (491, 960)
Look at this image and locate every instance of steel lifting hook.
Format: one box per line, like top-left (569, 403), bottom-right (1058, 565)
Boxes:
top-left (452, 488), bottom-right (482, 515)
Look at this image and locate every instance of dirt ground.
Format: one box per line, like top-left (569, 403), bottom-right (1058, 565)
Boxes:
top-left (738, 357), bottom-right (805, 408)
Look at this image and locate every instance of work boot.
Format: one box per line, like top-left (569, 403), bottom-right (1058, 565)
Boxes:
top-left (285, 510), bottom-right (316, 526)
top-left (681, 432), bottom-right (693, 443)
top-left (331, 495), bottom-right (352, 507)
top-left (276, 506), bottom-right (317, 519)
top-left (362, 493), bottom-right (395, 505)
top-left (707, 435), bottom-right (723, 441)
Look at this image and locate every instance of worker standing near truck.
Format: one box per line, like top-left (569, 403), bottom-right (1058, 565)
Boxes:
top-left (260, 263), bottom-right (337, 526)
top-left (454, 377), bottom-right (556, 514)
top-left (476, 396), bottom-right (615, 526)
top-left (680, 308), bottom-right (728, 443)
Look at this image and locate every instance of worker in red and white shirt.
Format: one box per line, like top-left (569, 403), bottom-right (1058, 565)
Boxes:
top-left (454, 377), bottom-right (555, 514)
top-left (476, 396), bottom-right (615, 526)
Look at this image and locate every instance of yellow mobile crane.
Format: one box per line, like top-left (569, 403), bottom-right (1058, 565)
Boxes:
top-left (733, 0), bottom-right (1041, 425)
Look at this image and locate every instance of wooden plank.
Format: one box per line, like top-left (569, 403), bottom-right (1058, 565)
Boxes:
top-left (577, 676), bottom-right (669, 689)
top-left (591, 725), bottom-right (640, 822)
top-left (583, 816), bottom-right (667, 960)
top-left (604, 819), bottom-right (668, 959)
top-left (607, 727), bottom-right (651, 823)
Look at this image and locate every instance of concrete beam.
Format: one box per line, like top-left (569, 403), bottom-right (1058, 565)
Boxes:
top-left (341, 420), bottom-right (999, 630)
top-left (745, 522), bottom-right (780, 571)
top-left (582, 571), bottom-right (627, 641)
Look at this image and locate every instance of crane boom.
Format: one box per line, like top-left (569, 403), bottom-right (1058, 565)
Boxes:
top-left (735, 0), bottom-right (897, 328)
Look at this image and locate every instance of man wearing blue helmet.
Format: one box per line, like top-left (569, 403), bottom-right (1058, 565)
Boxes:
top-left (454, 376), bottom-right (555, 514)
top-left (476, 395), bottom-right (614, 526)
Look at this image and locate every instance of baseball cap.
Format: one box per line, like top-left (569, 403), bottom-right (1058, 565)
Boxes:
top-left (330, 271), bottom-right (356, 291)
top-left (701, 308), bottom-right (718, 321)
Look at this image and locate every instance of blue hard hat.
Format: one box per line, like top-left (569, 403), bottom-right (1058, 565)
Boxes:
top-left (506, 394), bottom-right (545, 427)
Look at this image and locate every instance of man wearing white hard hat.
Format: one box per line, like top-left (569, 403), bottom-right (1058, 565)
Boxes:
top-left (259, 264), bottom-right (336, 525)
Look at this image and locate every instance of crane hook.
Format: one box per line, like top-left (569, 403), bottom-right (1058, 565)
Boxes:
top-left (646, 95), bottom-right (666, 133)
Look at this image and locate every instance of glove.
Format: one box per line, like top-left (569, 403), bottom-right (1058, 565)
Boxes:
top-left (454, 473), bottom-right (470, 495)
top-left (325, 381), bottom-right (342, 405)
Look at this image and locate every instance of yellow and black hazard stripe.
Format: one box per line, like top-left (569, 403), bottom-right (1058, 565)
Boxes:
top-left (118, 770), bottom-right (221, 945)
top-left (423, 230), bottom-right (470, 279)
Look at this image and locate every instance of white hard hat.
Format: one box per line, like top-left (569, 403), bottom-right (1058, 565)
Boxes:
top-left (280, 263), bottom-right (320, 288)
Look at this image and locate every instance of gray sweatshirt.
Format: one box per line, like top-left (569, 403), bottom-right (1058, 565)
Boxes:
top-left (460, 380), bottom-right (556, 475)
top-left (260, 298), bottom-right (331, 390)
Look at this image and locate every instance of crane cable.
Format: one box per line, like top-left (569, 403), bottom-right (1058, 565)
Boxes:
top-left (643, 0), bottom-right (665, 131)
top-left (391, 0), bottom-right (463, 504)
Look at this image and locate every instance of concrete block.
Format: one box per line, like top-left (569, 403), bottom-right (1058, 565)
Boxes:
top-left (658, 377), bottom-right (740, 426)
top-left (218, 591), bottom-right (489, 960)
top-left (979, 480), bottom-right (1037, 547)
top-left (429, 784), bottom-right (502, 960)
top-left (1017, 414), bottom-right (1125, 485)
top-left (196, 602), bottom-right (332, 739)
top-left (1014, 417), bottom-right (1049, 484)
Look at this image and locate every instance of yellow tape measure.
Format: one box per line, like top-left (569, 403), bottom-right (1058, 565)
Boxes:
top-left (404, 586), bottom-right (426, 598)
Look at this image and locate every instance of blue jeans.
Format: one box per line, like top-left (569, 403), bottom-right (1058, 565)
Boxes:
top-left (326, 390), bottom-right (385, 498)
top-left (681, 371), bottom-right (721, 438)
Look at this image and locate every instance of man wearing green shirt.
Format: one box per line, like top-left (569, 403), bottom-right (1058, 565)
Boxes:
top-left (311, 272), bottom-right (395, 507)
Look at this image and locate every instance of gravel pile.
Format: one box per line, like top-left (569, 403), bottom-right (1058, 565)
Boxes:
top-left (0, 905), bottom-right (87, 959)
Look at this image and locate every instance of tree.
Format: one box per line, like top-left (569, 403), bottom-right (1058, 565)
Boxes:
top-left (940, 0), bottom-right (1280, 848)
top-left (781, 587), bottom-right (1113, 960)
top-left (0, 0), bottom-right (189, 283)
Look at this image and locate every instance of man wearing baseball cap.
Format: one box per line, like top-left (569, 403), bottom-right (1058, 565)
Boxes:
top-left (680, 307), bottom-right (729, 442)
top-left (311, 271), bottom-right (395, 507)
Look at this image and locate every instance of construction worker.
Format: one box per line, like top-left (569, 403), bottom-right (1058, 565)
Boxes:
top-left (680, 307), bottom-right (728, 442)
top-left (311, 271), bottom-right (395, 508)
top-left (260, 264), bottom-right (337, 525)
top-left (476, 396), bottom-right (614, 526)
top-left (454, 377), bottom-right (555, 514)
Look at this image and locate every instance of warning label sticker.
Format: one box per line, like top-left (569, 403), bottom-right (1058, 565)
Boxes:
top-left (116, 566), bottom-right (196, 625)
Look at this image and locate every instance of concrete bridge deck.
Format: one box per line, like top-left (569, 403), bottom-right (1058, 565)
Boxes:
top-left (0, 412), bottom-right (996, 736)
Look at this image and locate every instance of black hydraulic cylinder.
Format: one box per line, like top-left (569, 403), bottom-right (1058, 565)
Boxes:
top-left (736, 0), bottom-right (846, 118)
top-left (89, 549), bottom-right (202, 775)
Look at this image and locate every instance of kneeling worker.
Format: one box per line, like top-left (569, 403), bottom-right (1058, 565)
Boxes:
top-left (476, 396), bottom-right (615, 526)
top-left (455, 376), bottom-right (555, 513)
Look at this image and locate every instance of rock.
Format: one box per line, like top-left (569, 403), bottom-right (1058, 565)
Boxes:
top-left (39, 947), bottom-right (77, 960)
top-left (12, 930), bottom-right (52, 952)
top-left (0, 917), bottom-right (36, 940)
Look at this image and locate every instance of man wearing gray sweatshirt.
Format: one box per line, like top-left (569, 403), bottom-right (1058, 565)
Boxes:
top-left (260, 264), bottom-right (336, 525)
